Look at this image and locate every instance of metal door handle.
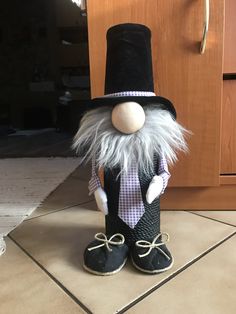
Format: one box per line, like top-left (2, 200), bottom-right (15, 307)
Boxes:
top-left (200, 0), bottom-right (210, 54)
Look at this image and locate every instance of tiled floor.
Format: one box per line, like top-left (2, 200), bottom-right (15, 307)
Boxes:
top-left (1, 165), bottom-right (236, 314)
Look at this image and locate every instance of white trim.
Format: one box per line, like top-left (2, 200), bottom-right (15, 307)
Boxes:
top-left (101, 91), bottom-right (156, 98)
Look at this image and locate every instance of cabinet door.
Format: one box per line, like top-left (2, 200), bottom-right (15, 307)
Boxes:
top-left (87, 0), bottom-right (224, 186)
top-left (221, 80), bottom-right (236, 174)
top-left (223, 0), bottom-right (236, 73)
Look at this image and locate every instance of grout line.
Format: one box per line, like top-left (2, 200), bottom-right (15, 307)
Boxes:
top-left (186, 211), bottom-right (236, 228)
top-left (25, 199), bottom-right (95, 221)
top-left (8, 234), bottom-right (93, 314)
top-left (117, 231), bottom-right (236, 314)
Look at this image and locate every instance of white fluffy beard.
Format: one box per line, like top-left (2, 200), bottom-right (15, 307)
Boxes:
top-left (72, 104), bottom-right (189, 175)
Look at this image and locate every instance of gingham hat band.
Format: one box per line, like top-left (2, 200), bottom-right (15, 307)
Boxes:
top-left (101, 91), bottom-right (156, 98)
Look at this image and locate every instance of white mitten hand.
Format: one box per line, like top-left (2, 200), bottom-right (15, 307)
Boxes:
top-left (94, 187), bottom-right (108, 215)
top-left (146, 176), bottom-right (164, 204)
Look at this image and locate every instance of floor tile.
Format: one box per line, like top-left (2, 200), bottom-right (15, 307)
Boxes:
top-left (10, 208), bottom-right (235, 314)
top-left (128, 235), bottom-right (236, 314)
top-left (29, 176), bottom-right (93, 219)
top-left (71, 163), bottom-right (91, 182)
top-left (190, 211), bottom-right (236, 226)
top-left (0, 216), bottom-right (25, 237)
top-left (0, 238), bottom-right (84, 314)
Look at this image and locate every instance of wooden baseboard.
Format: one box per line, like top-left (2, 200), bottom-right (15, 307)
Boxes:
top-left (161, 185), bottom-right (236, 210)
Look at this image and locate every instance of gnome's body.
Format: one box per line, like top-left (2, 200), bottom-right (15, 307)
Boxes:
top-left (73, 24), bottom-right (188, 275)
top-left (90, 155), bottom-right (168, 245)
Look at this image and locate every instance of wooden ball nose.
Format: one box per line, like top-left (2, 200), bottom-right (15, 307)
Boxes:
top-left (111, 101), bottom-right (145, 134)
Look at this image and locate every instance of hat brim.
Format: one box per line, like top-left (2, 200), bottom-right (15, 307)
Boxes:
top-left (88, 96), bottom-right (176, 119)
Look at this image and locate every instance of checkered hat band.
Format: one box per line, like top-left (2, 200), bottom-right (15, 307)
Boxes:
top-left (102, 91), bottom-right (156, 98)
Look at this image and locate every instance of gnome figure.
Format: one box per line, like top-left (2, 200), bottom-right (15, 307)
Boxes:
top-left (73, 24), bottom-right (188, 275)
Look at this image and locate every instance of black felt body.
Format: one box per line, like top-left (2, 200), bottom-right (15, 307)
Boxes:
top-left (104, 156), bottom-right (160, 247)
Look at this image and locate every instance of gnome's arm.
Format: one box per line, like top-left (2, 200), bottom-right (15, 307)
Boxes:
top-left (157, 153), bottom-right (171, 194)
top-left (146, 153), bottom-right (170, 204)
top-left (88, 158), bottom-right (102, 195)
top-left (88, 158), bottom-right (108, 215)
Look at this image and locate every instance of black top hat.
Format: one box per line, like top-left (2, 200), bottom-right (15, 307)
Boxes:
top-left (90, 23), bottom-right (176, 118)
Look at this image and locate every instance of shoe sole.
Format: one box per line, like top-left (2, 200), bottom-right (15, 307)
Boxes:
top-left (131, 257), bottom-right (174, 274)
top-left (83, 258), bottom-right (127, 276)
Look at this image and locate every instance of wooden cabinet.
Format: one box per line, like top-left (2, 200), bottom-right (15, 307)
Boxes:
top-left (86, 0), bottom-right (236, 209)
top-left (221, 0), bottom-right (236, 176)
top-left (87, 0), bottom-right (224, 187)
top-left (220, 0), bottom-right (236, 176)
top-left (223, 0), bottom-right (236, 73)
top-left (221, 80), bottom-right (236, 174)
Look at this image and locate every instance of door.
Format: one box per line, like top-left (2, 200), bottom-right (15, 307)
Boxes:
top-left (221, 80), bottom-right (236, 174)
top-left (221, 0), bottom-right (236, 175)
top-left (87, 0), bottom-right (224, 187)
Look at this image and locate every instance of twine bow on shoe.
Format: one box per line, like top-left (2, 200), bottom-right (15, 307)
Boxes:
top-left (135, 232), bottom-right (171, 260)
top-left (87, 233), bottom-right (125, 252)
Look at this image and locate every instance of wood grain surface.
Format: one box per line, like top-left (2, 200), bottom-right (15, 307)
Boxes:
top-left (87, 0), bottom-right (224, 187)
top-left (220, 80), bottom-right (236, 173)
top-left (223, 0), bottom-right (236, 73)
top-left (162, 184), bottom-right (236, 210)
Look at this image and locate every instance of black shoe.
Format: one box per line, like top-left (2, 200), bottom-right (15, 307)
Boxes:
top-left (83, 233), bottom-right (129, 275)
top-left (131, 233), bottom-right (174, 274)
